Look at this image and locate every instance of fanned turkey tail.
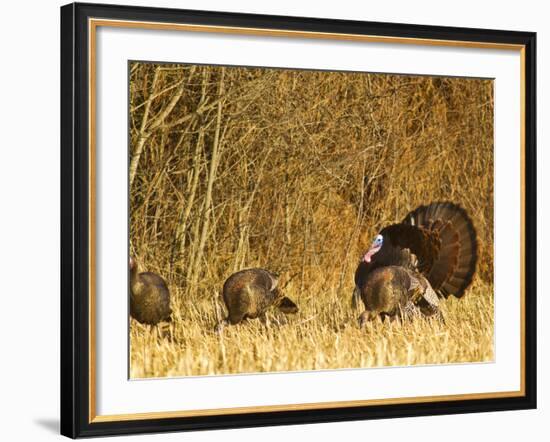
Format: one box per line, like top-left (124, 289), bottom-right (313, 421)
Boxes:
top-left (403, 202), bottom-right (478, 298)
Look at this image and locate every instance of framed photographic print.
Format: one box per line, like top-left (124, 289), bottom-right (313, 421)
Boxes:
top-left (60, 2), bottom-right (537, 438)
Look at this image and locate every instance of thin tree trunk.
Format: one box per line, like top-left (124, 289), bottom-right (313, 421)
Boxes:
top-left (232, 145), bottom-right (273, 271)
top-left (189, 68), bottom-right (226, 292)
top-left (129, 67), bottom-right (160, 187)
top-left (130, 67), bottom-right (188, 187)
top-left (176, 127), bottom-right (205, 265)
top-left (175, 69), bottom-right (210, 266)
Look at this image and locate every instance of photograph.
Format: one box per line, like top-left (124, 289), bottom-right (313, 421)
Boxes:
top-left (128, 61), bottom-right (494, 379)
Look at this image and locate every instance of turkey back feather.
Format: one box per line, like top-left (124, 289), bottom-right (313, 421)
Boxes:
top-left (402, 202), bottom-right (477, 298)
top-left (379, 223), bottom-right (440, 274)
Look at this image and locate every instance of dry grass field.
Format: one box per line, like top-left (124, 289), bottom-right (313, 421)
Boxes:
top-left (130, 281), bottom-right (493, 378)
top-left (129, 61), bottom-right (494, 378)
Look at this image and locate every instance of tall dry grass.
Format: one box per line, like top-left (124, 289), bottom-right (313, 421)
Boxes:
top-left (129, 62), bottom-right (494, 378)
top-left (130, 281), bottom-right (493, 378)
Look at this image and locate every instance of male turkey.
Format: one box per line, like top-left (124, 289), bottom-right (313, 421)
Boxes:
top-left (216, 268), bottom-right (298, 332)
top-left (352, 202), bottom-right (477, 325)
top-left (129, 257), bottom-right (172, 325)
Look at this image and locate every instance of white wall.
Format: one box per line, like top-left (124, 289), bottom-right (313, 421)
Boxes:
top-left (0, 0), bottom-right (545, 440)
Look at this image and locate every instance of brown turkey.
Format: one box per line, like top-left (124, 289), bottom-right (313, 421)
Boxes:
top-left (216, 268), bottom-right (298, 332)
top-left (352, 202), bottom-right (477, 326)
top-left (129, 257), bottom-right (172, 325)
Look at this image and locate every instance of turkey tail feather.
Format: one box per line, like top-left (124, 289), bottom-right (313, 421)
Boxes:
top-left (403, 202), bottom-right (477, 298)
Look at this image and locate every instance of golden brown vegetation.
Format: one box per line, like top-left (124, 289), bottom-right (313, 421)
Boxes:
top-left (129, 61), bottom-right (494, 378)
top-left (130, 281), bottom-right (493, 378)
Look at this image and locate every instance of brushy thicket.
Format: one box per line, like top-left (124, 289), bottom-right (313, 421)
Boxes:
top-left (129, 62), bottom-right (494, 377)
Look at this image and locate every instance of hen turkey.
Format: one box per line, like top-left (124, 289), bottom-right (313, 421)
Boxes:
top-left (129, 257), bottom-right (172, 325)
top-left (216, 268), bottom-right (298, 332)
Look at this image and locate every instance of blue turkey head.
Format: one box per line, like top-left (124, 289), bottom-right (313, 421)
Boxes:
top-left (362, 234), bottom-right (383, 263)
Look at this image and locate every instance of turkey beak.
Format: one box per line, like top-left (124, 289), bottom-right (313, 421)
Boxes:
top-left (363, 245), bottom-right (381, 263)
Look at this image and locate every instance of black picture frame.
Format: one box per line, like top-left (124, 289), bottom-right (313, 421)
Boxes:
top-left (60, 2), bottom-right (537, 438)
